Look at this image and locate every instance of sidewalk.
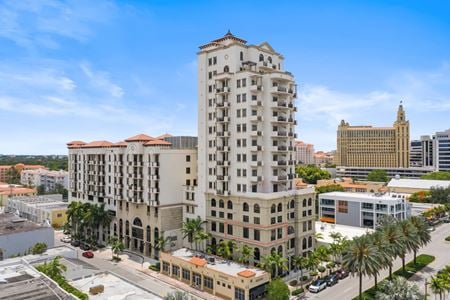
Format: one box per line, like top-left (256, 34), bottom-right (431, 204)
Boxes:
top-left (96, 248), bottom-right (222, 300)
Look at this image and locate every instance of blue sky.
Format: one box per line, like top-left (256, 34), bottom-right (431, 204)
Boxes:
top-left (1, 0), bottom-right (449, 154)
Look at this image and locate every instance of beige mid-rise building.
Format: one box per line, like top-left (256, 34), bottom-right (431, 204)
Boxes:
top-left (336, 103), bottom-right (410, 168)
top-left (197, 32), bottom-right (315, 272)
top-left (67, 134), bottom-right (199, 258)
top-left (295, 140), bottom-right (315, 165)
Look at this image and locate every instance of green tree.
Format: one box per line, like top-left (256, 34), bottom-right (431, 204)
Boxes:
top-left (316, 184), bottom-right (345, 194)
top-left (181, 217), bottom-right (206, 250)
top-left (343, 235), bottom-right (382, 300)
top-left (237, 245), bottom-right (254, 265)
top-left (108, 236), bottom-right (124, 260)
top-left (164, 291), bottom-right (192, 300)
top-left (217, 240), bottom-right (236, 260)
top-left (381, 223), bottom-right (405, 280)
top-left (36, 184), bottom-right (46, 195)
top-left (295, 165), bottom-right (331, 184)
top-left (375, 276), bottom-right (424, 300)
top-left (40, 256), bottom-right (67, 279)
top-left (409, 216), bottom-right (431, 265)
top-left (398, 220), bottom-right (419, 273)
top-left (430, 276), bottom-right (446, 300)
top-left (369, 231), bottom-right (392, 289)
top-left (5, 167), bottom-right (20, 184)
top-left (30, 242), bottom-right (47, 254)
top-left (292, 255), bottom-right (308, 289)
top-left (367, 169), bottom-right (388, 182)
top-left (429, 187), bottom-right (450, 204)
top-left (267, 278), bottom-right (290, 300)
top-left (193, 231), bottom-right (210, 252)
top-left (306, 251), bottom-right (321, 277)
top-left (156, 236), bottom-right (171, 253)
top-left (421, 171), bottom-right (450, 180)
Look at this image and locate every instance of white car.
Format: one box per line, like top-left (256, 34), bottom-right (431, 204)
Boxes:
top-left (60, 236), bottom-right (72, 243)
top-left (309, 279), bottom-right (327, 293)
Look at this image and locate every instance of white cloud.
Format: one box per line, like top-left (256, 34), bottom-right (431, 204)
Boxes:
top-left (80, 63), bottom-right (124, 98)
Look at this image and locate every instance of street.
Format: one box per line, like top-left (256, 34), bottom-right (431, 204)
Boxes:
top-left (303, 222), bottom-right (450, 299)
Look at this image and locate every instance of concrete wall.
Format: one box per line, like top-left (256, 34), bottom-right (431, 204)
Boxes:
top-left (0, 227), bottom-right (54, 259)
top-left (335, 201), bottom-right (360, 227)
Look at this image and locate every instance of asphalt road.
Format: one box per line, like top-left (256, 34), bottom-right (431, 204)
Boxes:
top-left (303, 222), bottom-right (450, 300)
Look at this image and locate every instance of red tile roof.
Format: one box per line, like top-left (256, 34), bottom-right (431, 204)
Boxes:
top-left (144, 140), bottom-right (172, 146)
top-left (189, 257), bottom-right (207, 267)
top-left (81, 141), bottom-right (113, 148)
top-left (155, 133), bottom-right (172, 139)
top-left (66, 141), bottom-right (86, 146)
top-left (125, 134), bottom-right (154, 142)
top-left (111, 141), bottom-right (127, 147)
top-left (237, 270), bottom-right (256, 278)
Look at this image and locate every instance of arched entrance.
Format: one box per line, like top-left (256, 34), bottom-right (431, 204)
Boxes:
top-left (132, 217), bottom-right (144, 254)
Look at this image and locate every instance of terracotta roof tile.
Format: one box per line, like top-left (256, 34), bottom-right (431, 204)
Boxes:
top-left (155, 133), bottom-right (172, 140)
top-left (81, 141), bottom-right (113, 148)
top-left (111, 141), bottom-right (127, 147)
top-left (66, 141), bottom-right (86, 146)
top-left (125, 134), bottom-right (154, 142)
top-left (144, 140), bottom-right (172, 146)
top-left (189, 257), bottom-right (207, 267)
top-left (237, 270), bottom-right (256, 278)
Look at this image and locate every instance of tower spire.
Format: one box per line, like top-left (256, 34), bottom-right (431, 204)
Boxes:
top-left (396, 100), bottom-right (406, 122)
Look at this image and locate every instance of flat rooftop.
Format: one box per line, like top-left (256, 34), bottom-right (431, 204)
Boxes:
top-left (233, 186), bottom-right (315, 200)
top-left (315, 221), bottom-right (373, 244)
top-left (319, 191), bottom-right (407, 202)
top-left (387, 178), bottom-right (450, 190)
top-left (0, 213), bottom-right (49, 235)
top-left (0, 259), bottom-right (72, 300)
top-left (169, 248), bottom-right (266, 278)
top-left (71, 273), bottom-right (161, 300)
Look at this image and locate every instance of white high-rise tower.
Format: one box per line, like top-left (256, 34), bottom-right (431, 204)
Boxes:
top-left (197, 32), bottom-right (316, 271)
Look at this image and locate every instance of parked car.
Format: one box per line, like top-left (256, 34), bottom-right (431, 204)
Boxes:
top-left (336, 269), bottom-right (349, 279)
top-left (325, 274), bottom-right (339, 286)
top-left (82, 251), bottom-right (94, 258)
top-left (309, 279), bottom-right (327, 293)
top-left (441, 217), bottom-right (450, 223)
top-left (70, 240), bottom-right (80, 247)
top-left (60, 236), bottom-right (72, 243)
top-left (81, 244), bottom-right (91, 251)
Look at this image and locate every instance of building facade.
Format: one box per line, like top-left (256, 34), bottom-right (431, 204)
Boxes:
top-left (336, 166), bottom-right (434, 180)
top-left (20, 169), bottom-right (68, 192)
top-left (197, 32), bottom-right (315, 271)
top-left (318, 191), bottom-right (410, 229)
top-left (433, 129), bottom-right (450, 172)
top-left (295, 141), bottom-right (315, 165)
top-left (6, 194), bottom-right (68, 227)
top-left (410, 140), bottom-right (423, 167)
top-left (0, 164), bottom-right (47, 183)
top-left (336, 104), bottom-right (410, 168)
top-left (67, 134), bottom-right (199, 258)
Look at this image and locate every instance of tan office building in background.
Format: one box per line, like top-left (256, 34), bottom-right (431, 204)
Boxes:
top-left (336, 103), bottom-right (410, 168)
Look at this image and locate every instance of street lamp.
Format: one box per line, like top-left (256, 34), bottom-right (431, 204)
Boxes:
top-left (424, 279), bottom-right (429, 300)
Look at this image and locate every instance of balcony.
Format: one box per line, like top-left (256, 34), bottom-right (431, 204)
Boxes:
top-left (217, 131), bottom-right (230, 137)
top-left (250, 176), bottom-right (263, 182)
top-left (272, 175), bottom-right (288, 181)
top-left (276, 131), bottom-right (288, 137)
top-left (271, 86), bottom-right (289, 94)
top-left (258, 61), bottom-right (276, 71)
top-left (215, 72), bottom-right (232, 81)
top-left (250, 161), bottom-right (263, 167)
top-left (250, 99), bottom-right (262, 107)
top-left (216, 160), bottom-right (230, 167)
top-left (216, 175), bottom-right (230, 181)
top-left (250, 84), bottom-right (263, 92)
top-left (272, 145), bottom-right (288, 152)
top-left (272, 101), bottom-right (289, 110)
top-left (217, 116), bottom-right (229, 123)
top-left (250, 115), bottom-right (263, 122)
top-left (250, 130), bottom-right (263, 137)
top-left (277, 160), bottom-right (287, 166)
top-left (269, 72), bottom-right (294, 82)
top-left (250, 145), bottom-right (263, 152)
top-left (216, 87), bottom-right (230, 94)
top-left (216, 101), bottom-right (230, 108)
top-left (216, 146), bottom-right (230, 152)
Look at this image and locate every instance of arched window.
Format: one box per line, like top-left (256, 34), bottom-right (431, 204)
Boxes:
top-left (302, 238), bottom-right (307, 250)
top-left (277, 203), bottom-right (282, 212)
top-left (268, 56), bottom-right (272, 63)
top-left (308, 236), bottom-right (313, 248)
top-left (211, 238), bottom-right (217, 245)
top-left (146, 225), bottom-right (151, 242)
top-left (288, 226), bottom-right (294, 235)
top-left (227, 200), bottom-right (233, 209)
top-left (219, 199), bottom-right (224, 208)
top-left (308, 198), bottom-right (312, 206)
top-left (277, 245), bottom-right (283, 254)
top-left (271, 247), bottom-right (276, 254)
top-left (254, 247), bottom-right (260, 261)
top-left (133, 217), bottom-right (142, 227)
top-left (240, 51), bottom-right (243, 61)
top-left (254, 204), bottom-right (260, 213)
top-left (154, 227), bottom-right (159, 241)
top-left (259, 54), bottom-right (264, 62)
top-left (290, 199), bottom-right (295, 209)
top-left (303, 199), bottom-right (307, 207)
top-left (224, 65), bottom-right (229, 73)
top-left (211, 198), bottom-right (216, 207)
top-left (125, 220), bottom-right (130, 235)
top-left (271, 204), bottom-right (276, 213)
top-left (243, 202), bottom-right (249, 212)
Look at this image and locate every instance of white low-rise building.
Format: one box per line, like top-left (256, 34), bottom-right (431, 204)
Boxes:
top-left (387, 177), bottom-right (450, 194)
top-left (315, 221), bottom-right (373, 246)
top-left (21, 169), bottom-right (68, 192)
top-left (319, 192), bottom-right (410, 229)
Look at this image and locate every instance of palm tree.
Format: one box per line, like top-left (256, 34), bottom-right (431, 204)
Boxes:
top-left (409, 216), bottom-right (431, 265)
top-left (217, 240), bottom-right (236, 260)
top-left (258, 254), bottom-right (275, 276)
top-left (306, 251), bottom-right (321, 278)
top-left (398, 219), bottom-right (419, 273)
top-left (315, 232), bottom-right (324, 243)
top-left (108, 236), bottom-right (124, 260)
top-left (156, 236), bottom-right (171, 254)
top-left (43, 256), bottom-right (67, 279)
top-left (237, 245), bottom-right (254, 266)
top-left (193, 231), bottom-right (210, 252)
top-left (370, 231), bottom-right (392, 289)
top-left (292, 255), bottom-right (308, 289)
top-left (343, 235), bottom-right (382, 300)
top-left (381, 223), bottom-right (405, 280)
top-left (181, 217), bottom-right (206, 250)
top-left (272, 252), bottom-right (288, 277)
top-left (315, 245), bottom-right (330, 263)
top-left (259, 251), bottom-right (287, 278)
top-left (66, 201), bottom-right (84, 237)
top-left (430, 276), bottom-right (446, 300)
top-left (164, 291), bottom-right (192, 300)
top-left (375, 276), bottom-right (424, 300)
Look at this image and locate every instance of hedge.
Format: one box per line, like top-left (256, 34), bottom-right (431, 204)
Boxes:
top-left (292, 288), bottom-right (304, 296)
top-left (36, 265), bottom-right (88, 300)
top-left (445, 236), bottom-right (450, 241)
